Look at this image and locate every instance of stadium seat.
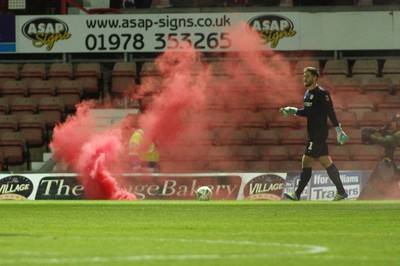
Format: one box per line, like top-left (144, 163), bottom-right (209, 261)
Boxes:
top-left (0, 98), bottom-right (9, 115)
top-left (246, 160), bottom-right (271, 172)
top-left (237, 112), bottom-right (267, 129)
top-left (111, 62), bottom-right (137, 96)
top-left (9, 97), bottom-right (37, 122)
top-left (329, 76), bottom-right (362, 95)
top-left (20, 63), bottom-right (46, 86)
top-left (259, 145), bottom-right (289, 161)
top-left (266, 59), bottom-right (292, 76)
top-left (28, 80), bottom-right (57, 103)
top-left (0, 63), bottom-right (18, 90)
top-left (207, 61), bottom-right (233, 76)
top-left (37, 96), bottom-right (65, 129)
top-left (0, 114), bottom-right (18, 136)
top-left (206, 160), bottom-right (247, 171)
top-left (267, 112), bottom-right (298, 129)
top-left (18, 114), bottom-right (45, 147)
top-left (74, 63), bottom-right (102, 98)
top-left (47, 63), bottom-right (73, 83)
top-left (279, 0), bottom-right (293, 7)
top-left (349, 144), bottom-right (382, 161)
top-left (56, 80), bottom-right (83, 113)
top-left (357, 0), bottom-right (373, 5)
top-left (375, 95), bottom-right (400, 112)
top-left (322, 59), bottom-right (349, 78)
top-left (329, 145), bottom-right (351, 161)
top-left (330, 111), bottom-right (358, 128)
top-left (214, 128), bottom-right (250, 146)
top-left (288, 145), bottom-right (306, 161)
top-left (248, 129), bottom-right (280, 145)
top-left (1, 80), bottom-right (28, 103)
top-left (294, 59), bottom-right (320, 75)
top-left (351, 59), bottom-right (379, 77)
top-left (358, 111), bottom-right (388, 128)
top-left (269, 160), bottom-right (299, 171)
top-left (232, 145), bottom-right (260, 161)
top-left (226, 95), bottom-right (258, 113)
top-left (0, 131), bottom-right (28, 168)
top-left (361, 76), bottom-right (394, 95)
top-left (278, 129), bottom-right (307, 145)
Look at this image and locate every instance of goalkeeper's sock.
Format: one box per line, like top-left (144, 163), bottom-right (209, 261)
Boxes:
top-left (327, 163), bottom-right (346, 195)
top-left (295, 167), bottom-right (312, 198)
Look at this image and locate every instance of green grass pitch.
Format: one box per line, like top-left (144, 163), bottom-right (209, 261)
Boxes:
top-left (0, 200), bottom-right (399, 266)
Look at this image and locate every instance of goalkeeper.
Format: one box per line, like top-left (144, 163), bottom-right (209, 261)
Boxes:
top-left (279, 67), bottom-right (349, 201)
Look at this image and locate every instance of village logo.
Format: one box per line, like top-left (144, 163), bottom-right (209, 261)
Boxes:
top-left (243, 174), bottom-right (285, 200)
top-left (247, 15), bottom-right (297, 48)
top-left (22, 17), bottom-right (71, 51)
top-left (0, 175), bottom-right (33, 200)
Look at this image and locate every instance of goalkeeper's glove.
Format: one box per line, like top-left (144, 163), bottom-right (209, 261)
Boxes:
top-left (279, 106), bottom-right (298, 118)
top-left (335, 124), bottom-right (349, 145)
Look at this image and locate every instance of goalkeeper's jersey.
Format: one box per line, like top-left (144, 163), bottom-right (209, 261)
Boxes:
top-left (296, 86), bottom-right (339, 137)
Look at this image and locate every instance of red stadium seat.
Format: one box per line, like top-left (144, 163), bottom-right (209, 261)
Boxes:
top-left (259, 145), bottom-right (289, 161)
top-left (37, 96), bottom-right (65, 129)
top-left (352, 59), bottom-right (379, 77)
top-left (56, 80), bottom-right (83, 113)
top-left (0, 63), bottom-right (18, 90)
top-left (1, 80), bottom-right (28, 103)
top-left (20, 63), bottom-right (46, 86)
top-left (111, 62), bottom-right (137, 96)
top-left (322, 59), bottom-right (349, 78)
top-left (28, 80), bottom-right (57, 103)
top-left (278, 129), bottom-right (307, 145)
top-left (0, 115), bottom-right (18, 136)
top-left (9, 97), bottom-right (37, 122)
top-left (248, 129), bottom-right (280, 145)
top-left (74, 63), bottom-right (101, 98)
top-left (0, 98), bottom-right (9, 115)
top-left (358, 111), bottom-right (388, 128)
top-left (214, 128), bottom-right (250, 146)
top-left (0, 132), bottom-right (27, 169)
top-left (47, 63), bottom-right (73, 83)
top-left (18, 114), bottom-right (46, 147)
top-left (294, 59), bottom-right (320, 75)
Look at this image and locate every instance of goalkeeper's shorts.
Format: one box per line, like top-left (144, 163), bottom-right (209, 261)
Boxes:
top-left (304, 138), bottom-right (329, 158)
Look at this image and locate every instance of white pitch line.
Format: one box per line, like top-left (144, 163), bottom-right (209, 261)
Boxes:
top-left (0, 237), bottom-right (328, 264)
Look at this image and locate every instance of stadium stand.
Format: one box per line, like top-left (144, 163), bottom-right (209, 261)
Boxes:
top-left (2, 2), bottom-right (400, 174)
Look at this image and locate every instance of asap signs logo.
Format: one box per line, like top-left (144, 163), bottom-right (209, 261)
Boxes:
top-left (22, 17), bottom-right (71, 51)
top-left (247, 15), bottom-right (297, 48)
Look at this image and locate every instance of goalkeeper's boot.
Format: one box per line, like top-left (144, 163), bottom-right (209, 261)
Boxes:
top-left (333, 191), bottom-right (348, 201)
top-left (284, 192), bottom-right (299, 201)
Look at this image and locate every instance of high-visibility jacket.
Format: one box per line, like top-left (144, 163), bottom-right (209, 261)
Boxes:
top-left (129, 129), bottom-right (159, 163)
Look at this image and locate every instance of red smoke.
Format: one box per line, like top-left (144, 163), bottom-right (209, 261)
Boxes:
top-left (50, 24), bottom-right (301, 198)
top-left (50, 102), bottom-right (136, 200)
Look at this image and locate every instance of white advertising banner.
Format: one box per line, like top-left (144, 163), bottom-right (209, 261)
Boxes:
top-left (14, 10), bottom-right (399, 53)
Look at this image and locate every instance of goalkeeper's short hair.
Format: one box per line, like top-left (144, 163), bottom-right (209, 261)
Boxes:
top-left (304, 67), bottom-right (319, 78)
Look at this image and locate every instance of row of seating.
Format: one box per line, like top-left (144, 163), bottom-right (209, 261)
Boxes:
top-left (0, 63), bottom-right (102, 99)
top-left (0, 97), bottom-right (65, 129)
